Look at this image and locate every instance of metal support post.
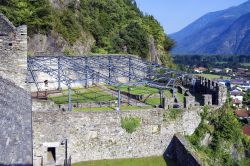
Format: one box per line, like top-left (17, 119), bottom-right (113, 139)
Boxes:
top-left (68, 85), bottom-right (72, 112)
top-left (108, 56), bottom-right (112, 85)
top-left (57, 57), bottom-right (61, 90)
top-left (85, 57), bottom-right (89, 88)
top-left (65, 139), bottom-right (68, 166)
top-left (61, 139), bottom-right (68, 166)
top-left (160, 89), bottom-right (164, 107)
top-left (128, 56), bottom-right (132, 82)
top-left (97, 56), bottom-right (100, 83)
top-left (128, 87), bottom-right (131, 105)
top-left (118, 89), bottom-right (121, 112)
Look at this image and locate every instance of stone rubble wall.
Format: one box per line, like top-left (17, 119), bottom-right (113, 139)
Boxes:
top-left (0, 77), bottom-right (32, 165)
top-left (0, 13), bottom-right (32, 165)
top-left (32, 108), bottom-right (201, 165)
top-left (32, 98), bottom-right (59, 112)
top-left (0, 14), bottom-right (28, 90)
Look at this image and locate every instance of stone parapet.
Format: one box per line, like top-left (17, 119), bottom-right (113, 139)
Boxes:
top-left (32, 108), bottom-right (201, 164)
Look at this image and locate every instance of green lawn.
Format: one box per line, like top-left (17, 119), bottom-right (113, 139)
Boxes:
top-left (164, 90), bottom-right (173, 98)
top-left (241, 63), bottom-right (250, 67)
top-left (195, 74), bottom-right (230, 79)
top-left (73, 156), bottom-right (167, 166)
top-left (215, 61), bottom-right (227, 64)
top-left (108, 85), bottom-right (173, 105)
top-left (73, 105), bottom-right (153, 112)
top-left (48, 86), bottom-right (116, 104)
top-left (110, 85), bottom-right (159, 95)
top-left (176, 92), bottom-right (185, 103)
top-left (144, 97), bottom-right (160, 106)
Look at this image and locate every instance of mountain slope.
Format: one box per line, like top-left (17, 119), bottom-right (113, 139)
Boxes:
top-left (199, 12), bottom-right (250, 55)
top-left (170, 0), bottom-right (250, 55)
top-left (0, 0), bottom-right (175, 66)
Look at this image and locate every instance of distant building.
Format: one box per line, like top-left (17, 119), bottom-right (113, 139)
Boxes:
top-left (231, 89), bottom-right (244, 108)
top-left (242, 125), bottom-right (250, 136)
top-left (224, 68), bottom-right (232, 73)
top-left (235, 109), bottom-right (249, 120)
top-left (194, 67), bottom-right (207, 73)
top-left (211, 68), bottom-right (222, 73)
top-left (231, 79), bottom-right (245, 87)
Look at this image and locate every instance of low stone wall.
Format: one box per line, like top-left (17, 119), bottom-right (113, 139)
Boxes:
top-left (32, 108), bottom-right (201, 165)
top-left (32, 98), bottom-right (59, 112)
top-left (0, 77), bottom-right (32, 165)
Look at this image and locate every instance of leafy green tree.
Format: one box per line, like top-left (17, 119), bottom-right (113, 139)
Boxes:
top-left (0, 0), bottom-right (175, 66)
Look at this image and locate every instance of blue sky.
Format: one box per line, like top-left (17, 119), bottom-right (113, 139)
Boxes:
top-left (135, 0), bottom-right (247, 34)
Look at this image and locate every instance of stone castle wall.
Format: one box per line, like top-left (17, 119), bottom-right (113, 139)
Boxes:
top-left (193, 76), bottom-right (227, 106)
top-left (0, 14), bottom-right (32, 165)
top-left (0, 77), bottom-right (32, 165)
top-left (0, 13), bottom-right (28, 90)
top-left (32, 108), bottom-right (201, 165)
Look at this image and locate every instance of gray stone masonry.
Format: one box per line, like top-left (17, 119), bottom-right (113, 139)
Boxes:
top-left (165, 134), bottom-right (202, 166)
top-left (185, 96), bottom-right (196, 109)
top-left (0, 77), bottom-right (32, 165)
top-left (33, 108), bottom-right (201, 164)
top-left (0, 14), bottom-right (32, 165)
top-left (193, 76), bottom-right (227, 106)
top-left (203, 94), bottom-right (213, 106)
top-left (0, 13), bottom-right (28, 90)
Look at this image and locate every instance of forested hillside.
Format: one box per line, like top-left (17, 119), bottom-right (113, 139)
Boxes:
top-left (0, 0), bottom-right (175, 67)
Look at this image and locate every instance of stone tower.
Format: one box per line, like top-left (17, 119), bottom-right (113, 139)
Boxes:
top-left (0, 13), bottom-right (32, 165)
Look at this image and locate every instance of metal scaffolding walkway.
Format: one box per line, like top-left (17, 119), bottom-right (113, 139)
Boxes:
top-left (27, 54), bottom-right (191, 111)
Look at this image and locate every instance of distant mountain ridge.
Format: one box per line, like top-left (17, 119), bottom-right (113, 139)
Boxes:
top-left (170, 0), bottom-right (250, 55)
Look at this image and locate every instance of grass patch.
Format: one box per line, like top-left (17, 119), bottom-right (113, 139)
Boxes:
top-left (121, 116), bottom-right (141, 133)
top-left (108, 85), bottom-right (173, 107)
top-left (164, 109), bottom-right (184, 120)
top-left (49, 87), bottom-right (116, 104)
top-left (109, 85), bottom-right (159, 95)
top-left (195, 74), bottom-right (231, 79)
top-left (176, 93), bottom-right (185, 103)
top-left (73, 156), bottom-right (167, 166)
top-left (164, 90), bottom-right (173, 98)
top-left (215, 61), bottom-right (227, 64)
top-left (144, 97), bottom-right (160, 106)
top-left (73, 105), bottom-right (153, 112)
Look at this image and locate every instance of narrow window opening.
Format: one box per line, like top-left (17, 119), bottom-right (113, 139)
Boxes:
top-left (44, 80), bottom-right (48, 87)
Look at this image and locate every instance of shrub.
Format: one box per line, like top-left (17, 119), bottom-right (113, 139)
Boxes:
top-left (121, 116), bottom-right (141, 133)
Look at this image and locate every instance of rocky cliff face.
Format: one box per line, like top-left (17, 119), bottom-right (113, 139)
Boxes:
top-left (28, 31), bottom-right (95, 55)
top-left (28, 0), bottom-right (94, 55)
top-left (171, 0), bottom-right (250, 55)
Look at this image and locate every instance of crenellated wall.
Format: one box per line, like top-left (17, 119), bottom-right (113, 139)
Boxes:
top-left (187, 76), bottom-right (227, 106)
